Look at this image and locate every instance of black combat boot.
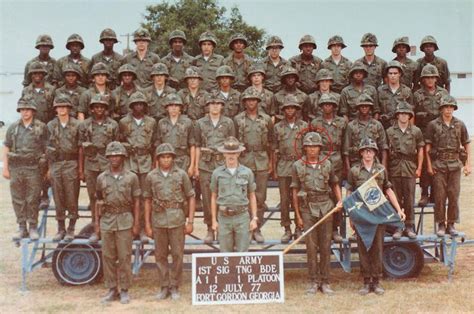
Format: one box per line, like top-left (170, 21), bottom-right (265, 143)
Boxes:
top-left (64, 219), bottom-right (76, 242)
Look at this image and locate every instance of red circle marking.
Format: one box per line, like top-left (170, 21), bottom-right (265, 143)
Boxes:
top-left (292, 126), bottom-right (334, 165)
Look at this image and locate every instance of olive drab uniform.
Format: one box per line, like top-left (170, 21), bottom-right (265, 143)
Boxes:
top-left (90, 29), bottom-right (123, 91)
top-left (308, 91), bottom-right (340, 120)
top-left (289, 41), bottom-right (323, 95)
top-left (161, 52), bottom-right (194, 89)
top-left (425, 115), bottom-right (469, 226)
top-left (273, 118), bottom-right (308, 229)
top-left (195, 115), bottom-right (236, 228)
top-left (112, 84), bottom-right (143, 120)
top-left (53, 85), bottom-right (86, 119)
top-left (143, 164), bottom-right (194, 290)
top-left (121, 52), bottom-right (160, 89)
top-left (339, 83), bottom-right (379, 121)
top-left (274, 87), bottom-right (311, 120)
top-left (263, 56), bottom-right (290, 93)
top-left (233, 110), bottom-right (274, 230)
top-left (222, 54), bottom-right (253, 93)
top-left (157, 114), bottom-right (195, 170)
top-left (210, 162), bottom-right (256, 252)
top-left (192, 31), bottom-right (224, 93)
top-left (177, 87), bottom-right (209, 121)
top-left (46, 116), bottom-right (81, 222)
top-left (414, 36), bottom-right (450, 90)
top-left (4, 116), bottom-right (47, 227)
top-left (21, 82), bottom-right (55, 124)
top-left (290, 154), bottom-right (338, 285)
top-left (214, 88), bottom-right (241, 119)
top-left (392, 37), bottom-right (418, 89)
top-left (144, 85), bottom-right (176, 121)
top-left (23, 58), bottom-right (57, 88)
top-left (97, 166), bottom-right (141, 291)
top-left (243, 86), bottom-right (275, 117)
top-left (78, 86), bottom-right (115, 120)
top-left (357, 33), bottom-right (387, 89)
top-left (54, 34), bottom-right (91, 87)
top-left (377, 84), bottom-right (413, 129)
top-left (321, 56), bottom-right (352, 94)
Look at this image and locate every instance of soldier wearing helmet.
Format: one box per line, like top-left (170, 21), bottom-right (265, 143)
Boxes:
top-left (413, 63), bottom-right (449, 207)
top-left (262, 35), bottom-right (290, 93)
top-left (347, 137), bottom-right (405, 296)
top-left (177, 66), bottom-right (209, 121)
top-left (53, 64), bottom-right (87, 119)
top-left (391, 36), bottom-right (418, 89)
top-left (274, 66), bottom-right (310, 121)
top-left (234, 87), bottom-right (274, 243)
top-left (311, 93), bottom-right (347, 242)
top-left (194, 94), bottom-right (236, 244)
top-left (339, 61), bottom-right (380, 121)
top-left (96, 141), bottom-right (141, 304)
top-left (213, 65), bottom-right (242, 118)
top-left (222, 33), bottom-right (253, 92)
top-left (192, 31), bottom-right (224, 92)
top-left (290, 131), bottom-right (342, 295)
top-left (3, 96), bottom-right (47, 241)
top-left (46, 95), bottom-right (82, 242)
top-left (54, 33), bottom-right (91, 87)
top-left (425, 95), bottom-right (470, 237)
top-left (143, 143), bottom-right (196, 301)
top-left (161, 30), bottom-right (194, 90)
top-left (273, 95), bottom-right (308, 243)
top-left (414, 35), bottom-right (451, 92)
top-left (355, 33), bottom-right (387, 89)
top-left (90, 28), bottom-right (123, 90)
top-left (121, 28), bottom-right (161, 88)
top-left (78, 62), bottom-right (116, 121)
top-left (386, 101), bottom-right (424, 240)
top-left (289, 34), bottom-right (323, 95)
top-left (343, 93), bottom-right (388, 170)
top-left (378, 60), bottom-right (414, 129)
top-left (321, 35), bottom-right (352, 93)
top-left (245, 62), bottom-right (276, 117)
top-left (308, 68), bottom-right (341, 120)
top-left (112, 64), bottom-right (144, 121)
top-left (79, 94), bottom-right (119, 243)
top-left (142, 63), bottom-right (177, 121)
top-left (23, 34), bottom-right (57, 87)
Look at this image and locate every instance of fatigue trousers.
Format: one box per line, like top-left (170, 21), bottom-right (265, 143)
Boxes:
top-left (199, 170), bottom-right (213, 227)
top-left (433, 168), bottom-right (461, 223)
top-left (102, 228), bottom-right (133, 290)
top-left (153, 225), bottom-right (185, 288)
top-left (9, 166), bottom-right (42, 225)
top-left (302, 212), bottom-right (333, 284)
top-left (135, 173), bottom-right (148, 233)
top-left (84, 169), bottom-right (101, 222)
top-left (218, 211), bottom-right (250, 252)
top-left (356, 225), bottom-right (385, 280)
top-left (50, 160), bottom-right (79, 221)
top-left (420, 159), bottom-right (434, 197)
top-left (254, 170), bottom-right (268, 229)
top-left (391, 177), bottom-right (416, 226)
top-left (278, 176), bottom-right (295, 227)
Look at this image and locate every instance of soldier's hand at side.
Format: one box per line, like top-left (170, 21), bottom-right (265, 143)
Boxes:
top-left (398, 209), bottom-right (406, 222)
top-left (194, 168), bottom-right (200, 180)
top-left (78, 170), bottom-right (84, 182)
top-left (296, 216), bottom-right (304, 230)
top-left (144, 224), bottom-right (153, 238)
top-left (415, 167), bottom-right (422, 178)
top-left (464, 164), bottom-right (471, 176)
top-left (427, 165), bottom-right (436, 176)
top-left (187, 165), bottom-right (194, 178)
top-left (249, 219), bottom-right (258, 231)
top-left (336, 201), bottom-right (343, 211)
top-left (185, 222), bottom-right (193, 235)
top-left (2, 168), bottom-right (10, 180)
top-left (133, 223), bottom-right (141, 237)
top-left (45, 169), bottom-right (51, 181)
top-left (211, 220), bottom-right (218, 232)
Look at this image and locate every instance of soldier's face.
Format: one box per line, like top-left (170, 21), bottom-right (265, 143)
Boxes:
top-left (131, 103), bottom-right (146, 115)
top-left (319, 80), bottom-right (332, 91)
top-left (322, 103), bottom-right (335, 115)
top-left (20, 109), bottom-right (34, 120)
top-left (244, 99), bottom-right (259, 111)
top-left (358, 105), bottom-right (371, 115)
top-left (305, 145), bottom-right (321, 158)
top-left (94, 74), bottom-right (108, 85)
top-left (68, 42), bottom-right (82, 54)
top-left (387, 69), bottom-right (401, 84)
top-left (152, 74), bottom-right (167, 86)
top-left (330, 44), bottom-right (342, 56)
top-left (200, 41), bottom-right (214, 56)
top-left (91, 104), bottom-right (106, 116)
top-left (284, 75), bottom-right (297, 87)
top-left (395, 45), bottom-right (408, 57)
top-left (171, 39), bottom-right (184, 53)
top-left (422, 44), bottom-right (435, 55)
top-left (166, 104), bottom-right (181, 115)
top-left (38, 45), bottom-right (52, 55)
top-left (209, 103), bottom-right (222, 115)
top-left (122, 73), bottom-right (135, 84)
top-left (224, 152), bottom-right (240, 164)
top-left (102, 39), bottom-right (115, 50)
top-left (397, 112), bottom-right (411, 123)
top-left (187, 77), bottom-right (200, 89)
top-left (361, 148), bottom-right (376, 162)
top-left (300, 44), bottom-right (314, 56)
top-left (441, 105), bottom-right (455, 118)
top-left (268, 46), bottom-right (281, 59)
top-left (422, 77), bottom-right (437, 88)
top-left (31, 72), bottom-right (45, 84)
top-left (218, 77), bottom-right (232, 88)
top-left (284, 106), bottom-right (297, 118)
top-left (109, 155), bottom-right (124, 168)
top-left (362, 45), bottom-right (376, 56)
top-left (55, 106), bottom-right (70, 117)
top-left (135, 40), bottom-right (149, 51)
top-left (64, 72), bottom-right (78, 85)
top-left (352, 71), bottom-right (365, 83)
top-left (232, 40), bottom-right (246, 53)
top-left (250, 73), bottom-right (264, 85)
top-left (158, 154), bottom-right (174, 169)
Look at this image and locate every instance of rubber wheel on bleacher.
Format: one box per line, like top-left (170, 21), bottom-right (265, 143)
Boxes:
top-left (52, 242), bottom-right (103, 285)
top-left (383, 242), bottom-right (424, 279)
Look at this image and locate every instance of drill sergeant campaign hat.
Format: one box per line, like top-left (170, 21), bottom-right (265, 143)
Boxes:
top-left (217, 136), bottom-right (246, 153)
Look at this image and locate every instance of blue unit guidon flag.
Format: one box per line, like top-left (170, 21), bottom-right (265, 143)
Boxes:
top-left (343, 171), bottom-right (404, 251)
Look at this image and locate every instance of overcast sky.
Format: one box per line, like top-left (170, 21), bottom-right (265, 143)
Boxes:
top-left (1, 0), bottom-right (472, 72)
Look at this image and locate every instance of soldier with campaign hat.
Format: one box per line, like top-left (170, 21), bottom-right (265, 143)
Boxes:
top-left (213, 65), bottom-right (242, 118)
top-left (210, 136), bottom-right (258, 252)
top-left (90, 28), bottom-right (123, 90)
top-left (321, 35), bottom-right (352, 93)
top-left (415, 35), bottom-right (451, 92)
top-left (142, 63), bottom-right (176, 121)
top-left (177, 66), bottom-right (209, 121)
top-left (192, 31), bottom-right (224, 92)
top-left (23, 34), bottom-right (57, 87)
top-left (54, 33), bottom-right (91, 87)
top-left (355, 33), bottom-right (387, 89)
top-left (263, 36), bottom-right (290, 93)
top-left (223, 33), bottom-right (253, 92)
top-left (161, 30), bottom-right (194, 89)
top-left (391, 36), bottom-right (418, 89)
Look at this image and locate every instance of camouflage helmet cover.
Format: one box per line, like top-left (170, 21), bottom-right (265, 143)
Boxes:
top-left (28, 61), bottom-right (48, 76)
top-left (168, 29), bottom-right (187, 44)
top-left (199, 31), bottom-right (217, 46)
top-left (420, 64), bottom-right (440, 78)
top-left (35, 34), bottom-right (54, 49)
top-left (228, 33), bottom-right (248, 49)
top-left (420, 35), bottom-right (439, 51)
top-left (392, 36), bottom-right (411, 53)
top-left (281, 94), bottom-right (302, 110)
top-left (384, 60), bottom-right (404, 77)
top-left (318, 93), bottom-right (338, 107)
top-left (184, 66), bottom-right (203, 80)
top-left (66, 33), bottom-right (85, 49)
top-left (358, 137), bottom-right (379, 153)
top-left (395, 101), bottom-right (414, 117)
top-left (164, 93), bottom-right (184, 107)
top-left (62, 63), bottom-right (82, 77)
top-left (356, 93), bottom-right (374, 107)
top-left (439, 94), bottom-right (458, 110)
top-left (17, 96), bottom-right (37, 112)
top-left (128, 91), bottom-right (148, 108)
top-left (327, 35), bottom-right (346, 49)
top-left (89, 94), bottom-right (109, 108)
top-left (280, 66), bottom-right (299, 82)
top-left (155, 143), bottom-right (176, 157)
top-left (205, 93), bottom-right (226, 105)
top-left (303, 132), bottom-right (323, 146)
top-left (53, 94), bottom-right (73, 108)
top-left (316, 68), bottom-right (334, 83)
top-left (247, 62), bottom-right (266, 79)
top-left (99, 28), bottom-right (118, 43)
top-left (349, 61), bottom-right (368, 78)
top-left (360, 33), bottom-right (378, 46)
top-left (216, 65), bottom-right (235, 79)
top-left (118, 63), bottom-right (137, 77)
top-left (241, 87), bottom-right (262, 102)
top-left (133, 28), bottom-right (151, 42)
top-left (298, 34), bottom-right (317, 50)
top-left (105, 141), bottom-right (127, 157)
top-left (266, 35), bottom-right (284, 50)
top-left (90, 62), bottom-right (110, 76)
top-left (150, 63), bottom-right (170, 77)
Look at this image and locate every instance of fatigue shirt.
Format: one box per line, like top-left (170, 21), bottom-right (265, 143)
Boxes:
top-left (97, 169), bottom-right (141, 231)
top-left (79, 117), bottom-right (119, 171)
top-left (121, 50), bottom-right (161, 88)
top-left (356, 55), bottom-right (388, 89)
top-left (4, 119), bottom-right (47, 169)
top-left (346, 162), bottom-right (392, 191)
top-left (339, 83), bottom-right (380, 119)
top-left (54, 54), bottom-right (91, 87)
top-left (119, 114), bottom-right (157, 174)
top-left (222, 53), bottom-right (253, 91)
top-left (243, 86), bottom-right (275, 116)
top-left (53, 85), bottom-right (86, 118)
top-left (143, 166), bottom-right (195, 228)
top-left (308, 91), bottom-right (340, 119)
top-left (157, 114), bottom-right (195, 157)
top-left (234, 111), bottom-right (274, 171)
top-left (78, 86), bottom-right (115, 118)
top-left (192, 53), bottom-right (224, 91)
top-left (311, 115), bottom-right (347, 174)
top-left (393, 57), bottom-right (418, 89)
top-left (386, 123), bottom-right (424, 177)
top-left (273, 118), bottom-right (308, 177)
top-left (413, 86), bottom-right (449, 132)
top-left (195, 115), bottom-right (235, 172)
top-left (161, 52), bottom-right (194, 88)
top-left (415, 56), bottom-right (451, 89)
top-left (46, 117), bottom-right (81, 157)
top-left (177, 88), bottom-right (209, 121)
top-left (210, 164), bottom-right (256, 206)
top-left (289, 54), bottom-right (323, 94)
top-left (142, 85), bottom-right (176, 121)
top-left (23, 56), bottom-right (57, 87)
top-left (343, 117), bottom-right (387, 163)
top-left (90, 51), bottom-right (123, 89)
top-left (273, 87), bottom-right (310, 119)
top-left (111, 84), bottom-right (143, 119)
top-left (425, 117), bottom-right (470, 171)
top-left (378, 84), bottom-right (413, 124)
top-left (321, 55), bottom-right (353, 93)
top-left (21, 83), bottom-right (55, 123)
top-left (262, 56), bottom-right (290, 93)
top-left (212, 88), bottom-right (241, 119)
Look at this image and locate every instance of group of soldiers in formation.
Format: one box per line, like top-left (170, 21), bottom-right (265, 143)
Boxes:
top-left (3, 26), bottom-right (471, 302)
